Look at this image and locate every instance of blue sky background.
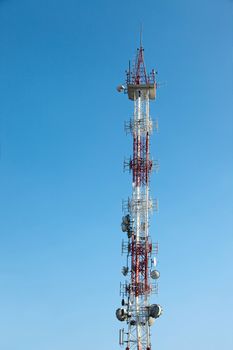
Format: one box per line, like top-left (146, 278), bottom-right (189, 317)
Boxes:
top-left (0, 0), bottom-right (232, 349)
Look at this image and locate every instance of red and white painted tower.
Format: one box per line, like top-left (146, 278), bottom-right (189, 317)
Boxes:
top-left (116, 37), bottom-right (162, 350)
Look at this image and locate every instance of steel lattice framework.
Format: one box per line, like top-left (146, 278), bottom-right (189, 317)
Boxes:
top-left (116, 40), bottom-right (162, 350)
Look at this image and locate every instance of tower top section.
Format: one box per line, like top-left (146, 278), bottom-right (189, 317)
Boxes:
top-left (126, 39), bottom-right (156, 101)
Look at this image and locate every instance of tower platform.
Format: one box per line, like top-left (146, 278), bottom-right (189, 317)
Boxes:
top-left (127, 83), bottom-right (156, 100)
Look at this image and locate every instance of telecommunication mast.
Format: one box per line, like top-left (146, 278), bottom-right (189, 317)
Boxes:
top-left (116, 37), bottom-right (162, 350)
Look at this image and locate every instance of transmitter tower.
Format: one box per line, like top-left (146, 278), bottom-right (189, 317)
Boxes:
top-left (116, 38), bottom-right (162, 350)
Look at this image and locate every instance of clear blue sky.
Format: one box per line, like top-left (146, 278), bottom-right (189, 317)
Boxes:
top-left (0, 0), bottom-right (232, 349)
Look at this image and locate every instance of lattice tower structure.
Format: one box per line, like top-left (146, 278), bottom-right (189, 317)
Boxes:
top-left (116, 42), bottom-right (162, 350)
